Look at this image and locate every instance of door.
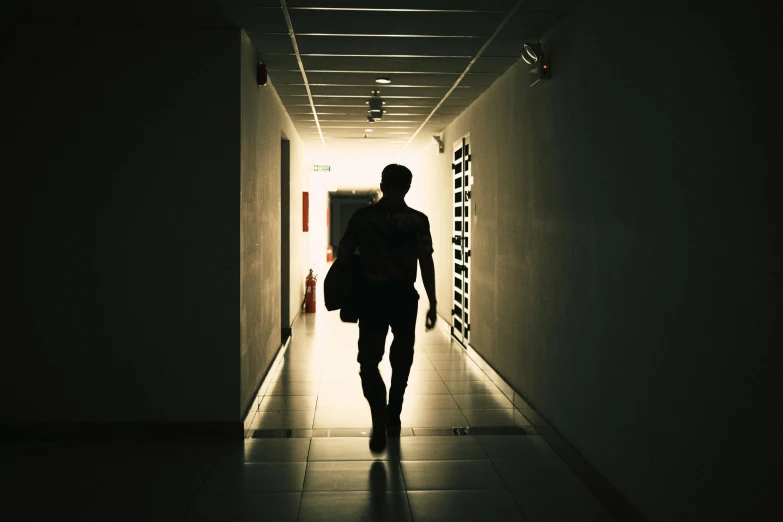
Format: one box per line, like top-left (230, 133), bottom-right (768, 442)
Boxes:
top-left (281, 139), bottom-right (291, 343)
top-left (451, 133), bottom-right (472, 345)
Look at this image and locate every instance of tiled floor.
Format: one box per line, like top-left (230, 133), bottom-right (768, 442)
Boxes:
top-left (3, 298), bottom-right (616, 521)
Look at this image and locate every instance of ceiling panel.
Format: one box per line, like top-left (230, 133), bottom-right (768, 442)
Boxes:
top-left (295, 35), bottom-right (484, 56)
top-left (296, 56), bottom-right (471, 73)
top-left (286, 10), bottom-right (506, 36)
top-left (219, 0), bottom-right (576, 146)
top-left (285, 0), bottom-right (520, 8)
top-left (258, 53), bottom-right (299, 70)
top-left (469, 56), bottom-right (520, 74)
top-left (497, 8), bottom-right (567, 40)
top-left (306, 85), bottom-right (484, 98)
top-left (249, 33), bottom-right (294, 54)
top-left (222, 7), bottom-right (288, 33)
top-left (281, 96), bottom-right (442, 107)
top-left (271, 72), bottom-right (499, 87)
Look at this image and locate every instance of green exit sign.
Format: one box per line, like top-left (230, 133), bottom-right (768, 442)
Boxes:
top-left (313, 165), bottom-right (331, 172)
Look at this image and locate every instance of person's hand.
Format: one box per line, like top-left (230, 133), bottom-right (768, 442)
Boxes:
top-left (425, 306), bottom-right (438, 331)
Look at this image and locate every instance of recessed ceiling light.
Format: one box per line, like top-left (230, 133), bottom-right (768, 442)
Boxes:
top-left (375, 77), bottom-right (391, 84)
top-left (364, 129), bottom-right (373, 132)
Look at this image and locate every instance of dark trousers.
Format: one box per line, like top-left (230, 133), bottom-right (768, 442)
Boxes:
top-left (357, 283), bottom-right (419, 419)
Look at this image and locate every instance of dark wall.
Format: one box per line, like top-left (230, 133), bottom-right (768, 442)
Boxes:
top-left (435, 0), bottom-right (775, 520)
top-left (1, 26), bottom-right (240, 423)
top-left (239, 32), bottom-right (311, 418)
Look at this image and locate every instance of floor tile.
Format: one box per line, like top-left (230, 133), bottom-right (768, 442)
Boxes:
top-left (407, 490), bottom-right (526, 521)
top-left (430, 359), bottom-right (481, 371)
top-left (308, 437), bottom-right (399, 461)
top-left (426, 352), bottom-right (470, 361)
top-left (401, 459), bottom-right (506, 490)
top-left (492, 458), bottom-right (584, 489)
top-left (399, 409), bottom-right (469, 428)
top-left (266, 381), bottom-right (321, 396)
top-left (249, 410), bottom-right (315, 430)
top-left (436, 369), bottom-right (490, 381)
top-left (106, 451), bottom-right (214, 494)
top-left (298, 491), bottom-right (412, 522)
top-left (313, 409), bottom-right (373, 429)
top-left (201, 462), bottom-right (306, 493)
top-left (404, 380), bottom-right (450, 394)
top-left (269, 371), bottom-right (321, 383)
top-left (83, 494), bottom-right (194, 522)
top-left (315, 395), bottom-right (370, 410)
top-left (215, 439), bottom-right (311, 463)
top-left (185, 492), bottom-right (301, 521)
top-left (511, 484), bottom-right (614, 521)
top-left (463, 409), bottom-right (532, 427)
top-left (443, 380), bottom-right (502, 394)
top-left (398, 394), bottom-right (459, 410)
top-left (452, 393), bottom-right (513, 409)
top-left (478, 435), bottom-right (558, 459)
top-left (303, 460), bottom-right (405, 491)
top-left (398, 436), bottom-right (488, 460)
top-left (258, 395), bottom-right (317, 411)
top-left (405, 370), bottom-right (445, 382)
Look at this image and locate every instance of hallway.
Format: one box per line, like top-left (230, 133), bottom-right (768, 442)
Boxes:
top-left (238, 301), bottom-right (615, 521)
top-left (6, 299), bottom-right (612, 522)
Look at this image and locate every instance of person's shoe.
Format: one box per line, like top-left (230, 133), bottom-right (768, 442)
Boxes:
top-left (369, 405), bottom-right (387, 453)
top-left (386, 407), bottom-right (402, 437)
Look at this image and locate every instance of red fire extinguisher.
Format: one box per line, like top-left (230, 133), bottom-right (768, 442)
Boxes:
top-left (305, 269), bottom-right (317, 313)
top-left (326, 245), bottom-right (334, 262)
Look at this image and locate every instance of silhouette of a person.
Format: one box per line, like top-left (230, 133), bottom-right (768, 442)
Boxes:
top-left (335, 164), bottom-right (437, 453)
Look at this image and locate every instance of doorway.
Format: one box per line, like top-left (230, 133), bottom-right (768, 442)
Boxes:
top-left (328, 190), bottom-right (377, 254)
top-left (451, 133), bottom-right (472, 346)
top-left (281, 138), bottom-right (291, 344)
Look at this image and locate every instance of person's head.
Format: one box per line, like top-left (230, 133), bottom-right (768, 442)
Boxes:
top-left (380, 164), bottom-right (412, 199)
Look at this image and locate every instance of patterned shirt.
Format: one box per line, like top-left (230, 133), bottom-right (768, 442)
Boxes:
top-left (338, 199), bottom-right (434, 284)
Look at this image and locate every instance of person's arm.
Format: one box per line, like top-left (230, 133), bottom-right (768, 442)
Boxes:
top-left (419, 253), bottom-right (437, 308)
top-left (417, 216), bottom-right (437, 330)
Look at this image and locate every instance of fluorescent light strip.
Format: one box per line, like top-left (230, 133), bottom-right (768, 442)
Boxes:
top-left (280, 0), bottom-right (325, 147)
top-left (269, 69), bottom-right (464, 75)
top-left (282, 95), bottom-right (444, 99)
top-left (289, 7), bottom-right (505, 13)
top-left (264, 53), bottom-right (473, 59)
top-left (404, 0), bottom-right (525, 150)
top-left (294, 33), bottom-right (487, 39)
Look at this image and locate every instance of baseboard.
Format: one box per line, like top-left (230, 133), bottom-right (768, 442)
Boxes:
top-left (0, 422), bottom-right (244, 441)
top-left (242, 333), bottom-right (292, 432)
top-left (452, 334), bottom-right (646, 522)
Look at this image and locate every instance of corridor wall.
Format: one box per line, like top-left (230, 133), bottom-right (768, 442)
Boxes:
top-left (1, 25), bottom-right (311, 431)
top-left (240, 31), bottom-right (310, 418)
top-left (1, 27), bottom-right (240, 426)
top-left (426, 0), bottom-right (775, 520)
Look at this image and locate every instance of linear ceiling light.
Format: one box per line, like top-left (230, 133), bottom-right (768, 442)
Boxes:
top-left (375, 77), bottom-right (391, 84)
top-left (403, 0), bottom-right (525, 150)
top-left (280, 0), bottom-right (325, 147)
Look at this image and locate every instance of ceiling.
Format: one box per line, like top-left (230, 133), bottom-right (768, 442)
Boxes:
top-left (218, 0), bottom-right (579, 151)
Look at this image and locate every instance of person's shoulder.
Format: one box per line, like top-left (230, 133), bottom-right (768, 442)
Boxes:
top-left (405, 206), bottom-right (430, 223)
top-left (350, 205), bottom-right (375, 220)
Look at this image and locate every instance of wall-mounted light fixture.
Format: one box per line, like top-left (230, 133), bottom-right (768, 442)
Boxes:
top-left (521, 42), bottom-right (550, 86)
top-left (257, 62), bottom-right (268, 86)
top-left (432, 135), bottom-right (444, 153)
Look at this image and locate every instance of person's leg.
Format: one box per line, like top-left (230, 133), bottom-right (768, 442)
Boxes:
top-left (357, 305), bottom-right (390, 452)
top-left (387, 286), bottom-right (419, 434)
top-left (357, 314), bottom-right (388, 410)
